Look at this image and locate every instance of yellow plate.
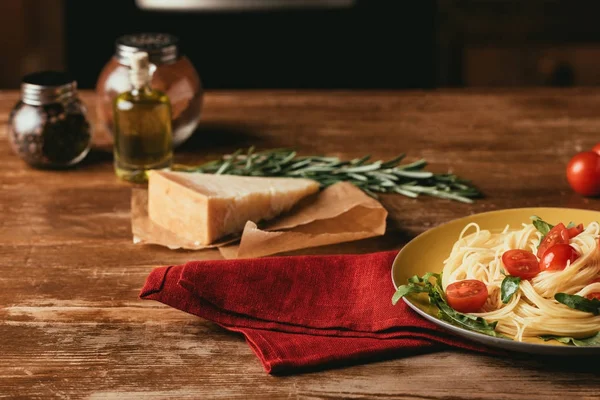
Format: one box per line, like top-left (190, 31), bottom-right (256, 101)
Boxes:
top-left (391, 207), bottom-right (600, 355)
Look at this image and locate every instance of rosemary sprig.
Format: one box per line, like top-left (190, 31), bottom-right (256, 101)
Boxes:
top-left (172, 147), bottom-right (481, 202)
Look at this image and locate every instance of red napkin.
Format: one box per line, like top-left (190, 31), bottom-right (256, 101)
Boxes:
top-left (140, 251), bottom-right (493, 374)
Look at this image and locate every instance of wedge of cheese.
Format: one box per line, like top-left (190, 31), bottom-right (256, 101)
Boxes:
top-left (147, 171), bottom-right (320, 245)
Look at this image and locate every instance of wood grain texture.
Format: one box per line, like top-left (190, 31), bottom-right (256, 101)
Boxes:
top-left (2, 89), bottom-right (600, 399)
top-left (0, 0), bottom-right (65, 88)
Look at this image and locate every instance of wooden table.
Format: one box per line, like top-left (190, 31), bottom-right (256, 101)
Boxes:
top-left (1, 89), bottom-right (600, 399)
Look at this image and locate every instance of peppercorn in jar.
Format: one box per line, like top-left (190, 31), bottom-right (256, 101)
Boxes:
top-left (8, 71), bottom-right (92, 168)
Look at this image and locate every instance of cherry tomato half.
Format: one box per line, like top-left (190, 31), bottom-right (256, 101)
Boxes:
top-left (536, 223), bottom-right (569, 259)
top-left (586, 278), bottom-right (600, 300)
top-left (566, 151), bottom-right (600, 197)
top-left (539, 244), bottom-right (580, 271)
top-left (445, 280), bottom-right (488, 313)
top-left (567, 223), bottom-right (584, 238)
top-left (501, 249), bottom-right (540, 280)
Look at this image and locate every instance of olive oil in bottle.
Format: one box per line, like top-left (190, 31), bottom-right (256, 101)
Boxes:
top-left (113, 51), bottom-right (172, 182)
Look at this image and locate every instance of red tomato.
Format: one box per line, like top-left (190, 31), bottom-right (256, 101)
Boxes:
top-left (592, 143), bottom-right (600, 156)
top-left (536, 223), bottom-right (569, 259)
top-left (586, 278), bottom-right (600, 300)
top-left (445, 280), bottom-right (488, 313)
top-left (567, 223), bottom-right (584, 238)
top-left (539, 244), bottom-right (580, 271)
top-left (501, 249), bottom-right (540, 279)
top-left (566, 151), bottom-right (600, 197)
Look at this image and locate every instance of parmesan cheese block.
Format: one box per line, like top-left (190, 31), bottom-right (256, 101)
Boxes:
top-left (147, 171), bottom-right (320, 245)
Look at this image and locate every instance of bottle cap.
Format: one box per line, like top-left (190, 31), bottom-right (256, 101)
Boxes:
top-left (116, 33), bottom-right (179, 66)
top-left (129, 52), bottom-right (151, 89)
top-left (21, 71), bottom-right (77, 106)
top-left (130, 51), bottom-right (150, 71)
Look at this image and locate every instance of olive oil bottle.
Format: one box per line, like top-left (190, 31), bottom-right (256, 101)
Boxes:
top-left (113, 51), bottom-right (172, 182)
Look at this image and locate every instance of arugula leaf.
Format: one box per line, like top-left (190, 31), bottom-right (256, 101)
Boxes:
top-left (566, 221), bottom-right (576, 229)
top-left (540, 332), bottom-right (600, 346)
top-left (422, 271), bottom-right (441, 282)
top-left (530, 215), bottom-right (553, 241)
top-left (437, 301), bottom-right (499, 336)
top-left (391, 273), bottom-right (436, 305)
top-left (391, 272), bottom-right (500, 337)
top-left (391, 283), bottom-right (427, 305)
top-left (555, 293), bottom-right (600, 315)
top-left (501, 276), bottom-right (521, 304)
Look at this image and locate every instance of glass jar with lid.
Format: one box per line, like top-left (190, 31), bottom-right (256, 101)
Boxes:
top-left (96, 33), bottom-right (203, 148)
top-left (8, 71), bottom-right (92, 168)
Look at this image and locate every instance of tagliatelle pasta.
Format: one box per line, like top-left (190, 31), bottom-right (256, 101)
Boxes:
top-left (442, 221), bottom-right (600, 341)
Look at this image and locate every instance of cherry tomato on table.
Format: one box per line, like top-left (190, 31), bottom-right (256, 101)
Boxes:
top-left (566, 151), bottom-right (600, 197)
top-left (501, 249), bottom-right (540, 279)
top-left (536, 223), bottom-right (569, 259)
top-left (539, 244), bottom-right (579, 271)
top-left (445, 279), bottom-right (488, 313)
top-left (592, 143), bottom-right (600, 156)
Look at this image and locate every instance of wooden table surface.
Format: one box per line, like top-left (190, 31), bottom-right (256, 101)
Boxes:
top-left (2, 89), bottom-right (600, 399)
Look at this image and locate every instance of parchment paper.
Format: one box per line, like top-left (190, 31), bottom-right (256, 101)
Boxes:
top-left (131, 181), bottom-right (387, 258)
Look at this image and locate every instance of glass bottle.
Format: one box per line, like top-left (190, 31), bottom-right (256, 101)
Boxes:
top-left (96, 33), bottom-right (203, 148)
top-left (8, 71), bottom-right (92, 168)
top-left (113, 51), bottom-right (173, 183)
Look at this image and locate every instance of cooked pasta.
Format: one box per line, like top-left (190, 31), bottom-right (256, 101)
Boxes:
top-left (442, 221), bottom-right (600, 341)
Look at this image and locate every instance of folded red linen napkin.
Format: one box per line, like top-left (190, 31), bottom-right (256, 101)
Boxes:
top-left (140, 251), bottom-right (493, 374)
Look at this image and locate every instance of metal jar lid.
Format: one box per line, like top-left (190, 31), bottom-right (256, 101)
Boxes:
top-left (116, 33), bottom-right (179, 66)
top-left (21, 71), bottom-right (77, 106)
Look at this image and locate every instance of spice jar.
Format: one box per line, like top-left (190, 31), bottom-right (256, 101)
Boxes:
top-left (96, 33), bottom-right (203, 148)
top-left (8, 71), bottom-right (92, 168)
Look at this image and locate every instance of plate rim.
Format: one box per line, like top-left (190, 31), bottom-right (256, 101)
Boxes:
top-left (391, 206), bottom-right (600, 352)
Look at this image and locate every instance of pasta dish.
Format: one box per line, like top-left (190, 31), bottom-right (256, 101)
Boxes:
top-left (393, 216), bottom-right (600, 345)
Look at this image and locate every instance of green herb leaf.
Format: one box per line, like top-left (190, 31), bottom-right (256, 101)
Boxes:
top-left (437, 301), bottom-right (499, 337)
top-left (422, 272), bottom-right (441, 282)
top-left (173, 148), bottom-right (481, 202)
top-left (530, 215), bottom-right (554, 239)
top-left (540, 332), bottom-right (600, 346)
top-left (555, 293), bottom-right (600, 315)
top-left (566, 221), bottom-right (576, 229)
top-left (391, 284), bottom-right (428, 305)
top-left (501, 276), bottom-right (521, 304)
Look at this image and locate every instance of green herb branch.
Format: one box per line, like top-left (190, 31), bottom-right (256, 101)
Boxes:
top-left (173, 147), bottom-right (481, 202)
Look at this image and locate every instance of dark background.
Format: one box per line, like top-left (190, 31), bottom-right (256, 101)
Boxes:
top-left (4, 0), bottom-right (600, 89)
top-left (66, 0), bottom-right (436, 89)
